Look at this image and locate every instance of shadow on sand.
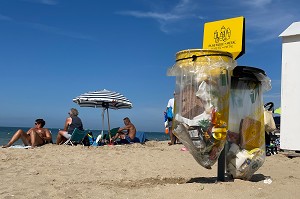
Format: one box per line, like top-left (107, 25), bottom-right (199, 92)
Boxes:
top-left (186, 173), bottom-right (267, 184)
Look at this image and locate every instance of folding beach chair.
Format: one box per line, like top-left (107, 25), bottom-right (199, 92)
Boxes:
top-left (102, 127), bottom-right (119, 140)
top-left (64, 128), bottom-right (87, 146)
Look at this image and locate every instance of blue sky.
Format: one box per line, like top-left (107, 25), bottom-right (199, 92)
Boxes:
top-left (0, 0), bottom-right (299, 132)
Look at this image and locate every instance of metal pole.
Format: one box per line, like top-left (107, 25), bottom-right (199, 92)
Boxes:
top-left (217, 146), bottom-right (226, 182)
top-left (106, 108), bottom-right (111, 139)
top-left (101, 108), bottom-right (105, 133)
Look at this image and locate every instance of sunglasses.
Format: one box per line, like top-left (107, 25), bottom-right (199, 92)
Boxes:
top-left (35, 123), bottom-right (38, 125)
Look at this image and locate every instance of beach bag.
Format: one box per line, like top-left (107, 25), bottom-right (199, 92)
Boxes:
top-left (166, 107), bottom-right (173, 121)
top-left (82, 132), bottom-right (95, 146)
top-left (264, 110), bottom-right (276, 133)
top-left (164, 112), bottom-right (168, 126)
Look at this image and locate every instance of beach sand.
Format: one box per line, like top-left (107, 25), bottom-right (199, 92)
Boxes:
top-left (1, 141), bottom-right (300, 199)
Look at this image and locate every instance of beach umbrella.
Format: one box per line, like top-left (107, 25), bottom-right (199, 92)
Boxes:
top-left (274, 107), bottom-right (281, 114)
top-left (73, 89), bottom-right (133, 139)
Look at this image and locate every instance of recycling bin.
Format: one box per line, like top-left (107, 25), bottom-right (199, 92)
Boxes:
top-left (226, 66), bottom-right (271, 180)
top-left (167, 49), bottom-right (236, 169)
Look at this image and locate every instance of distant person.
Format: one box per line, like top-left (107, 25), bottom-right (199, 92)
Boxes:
top-left (111, 117), bottom-right (138, 144)
top-left (2, 119), bottom-right (52, 148)
top-left (166, 92), bottom-right (177, 145)
top-left (56, 108), bottom-right (83, 145)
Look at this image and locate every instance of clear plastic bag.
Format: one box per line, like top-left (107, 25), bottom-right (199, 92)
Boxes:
top-left (226, 66), bottom-right (271, 180)
top-left (168, 49), bottom-right (236, 168)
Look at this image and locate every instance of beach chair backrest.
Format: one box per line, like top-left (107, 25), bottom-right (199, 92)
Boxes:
top-left (65, 128), bottom-right (87, 145)
top-left (103, 127), bottom-right (120, 140)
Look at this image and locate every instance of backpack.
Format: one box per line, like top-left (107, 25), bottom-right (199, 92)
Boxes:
top-left (82, 132), bottom-right (95, 146)
top-left (166, 107), bottom-right (173, 121)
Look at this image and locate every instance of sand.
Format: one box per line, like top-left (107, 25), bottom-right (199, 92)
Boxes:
top-left (1, 141), bottom-right (300, 199)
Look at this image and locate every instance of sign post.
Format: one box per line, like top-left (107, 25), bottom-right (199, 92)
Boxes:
top-left (203, 16), bottom-right (245, 181)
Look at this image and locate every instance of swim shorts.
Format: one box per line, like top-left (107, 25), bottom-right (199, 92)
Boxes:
top-left (62, 131), bottom-right (72, 139)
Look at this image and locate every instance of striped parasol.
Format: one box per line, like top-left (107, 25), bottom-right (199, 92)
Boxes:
top-left (73, 89), bottom-right (133, 109)
top-left (73, 89), bottom-right (133, 140)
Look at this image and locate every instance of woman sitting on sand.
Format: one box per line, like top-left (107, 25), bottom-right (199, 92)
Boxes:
top-left (2, 119), bottom-right (52, 148)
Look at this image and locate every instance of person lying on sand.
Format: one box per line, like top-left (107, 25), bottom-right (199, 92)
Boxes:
top-left (2, 119), bottom-right (52, 148)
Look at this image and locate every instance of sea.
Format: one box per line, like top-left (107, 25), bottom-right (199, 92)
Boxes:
top-left (0, 126), bottom-right (170, 146)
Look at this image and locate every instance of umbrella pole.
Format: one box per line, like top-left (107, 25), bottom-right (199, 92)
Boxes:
top-left (106, 108), bottom-right (111, 140)
top-left (101, 108), bottom-right (105, 136)
top-left (102, 109), bottom-right (105, 132)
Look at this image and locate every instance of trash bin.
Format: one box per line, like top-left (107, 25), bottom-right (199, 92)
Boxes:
top-left (226, 66), bottom-right (271, 180)
top-left (167, 49), bottom-right (236, 169)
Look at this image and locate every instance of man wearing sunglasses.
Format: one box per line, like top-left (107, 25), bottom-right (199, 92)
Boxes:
top-left (2, 119), bottom-right (52, 148)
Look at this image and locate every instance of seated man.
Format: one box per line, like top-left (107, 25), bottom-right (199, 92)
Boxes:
top-left (111, 117), bottom-right (139, 144)
top-left (2, 119), bottom-right (52, 148)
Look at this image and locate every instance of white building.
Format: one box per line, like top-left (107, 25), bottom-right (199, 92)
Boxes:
top-left (279, 22), bottom-right (300, 150)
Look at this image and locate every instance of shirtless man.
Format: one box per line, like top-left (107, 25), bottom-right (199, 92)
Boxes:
top-left (111, 117), bottom-right (137, 143)
top-left (2, 119), bottom-right (52, 148)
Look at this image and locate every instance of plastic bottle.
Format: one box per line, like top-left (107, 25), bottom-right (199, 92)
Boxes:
top-left (165, 127), bottom-right (169, 134)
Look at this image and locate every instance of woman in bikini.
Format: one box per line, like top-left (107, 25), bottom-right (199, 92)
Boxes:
top-left (2, 119), bottom-right (52, 148)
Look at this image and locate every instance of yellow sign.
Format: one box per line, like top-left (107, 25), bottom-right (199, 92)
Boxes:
top-left (203, 16), bottom-right (245, 60)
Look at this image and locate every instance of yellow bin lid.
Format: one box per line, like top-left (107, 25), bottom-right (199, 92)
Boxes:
top-left (175, 49), bottom-right (232, 62)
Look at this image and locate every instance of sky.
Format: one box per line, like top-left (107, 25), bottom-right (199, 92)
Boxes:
top-left (0, 0), bottom-right (299, 132)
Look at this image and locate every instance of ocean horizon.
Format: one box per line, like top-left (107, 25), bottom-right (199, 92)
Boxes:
top-left (0, 126), bottom-right (170, 146)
